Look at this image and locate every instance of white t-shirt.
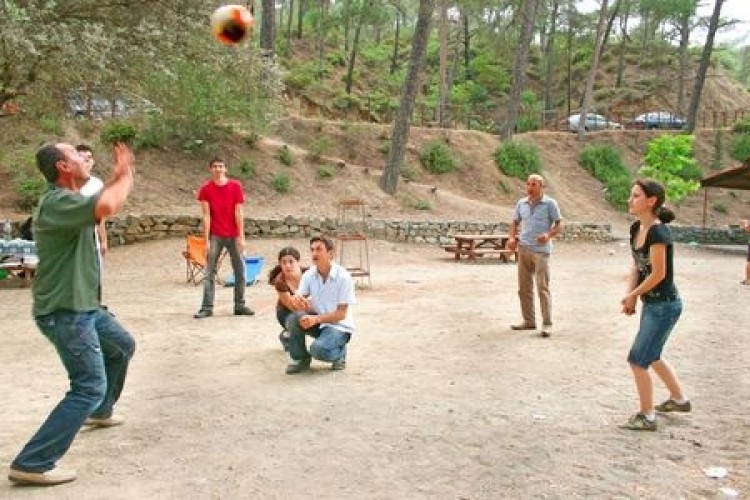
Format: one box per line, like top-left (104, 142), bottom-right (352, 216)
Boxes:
top-left (80, 176), bottom-right (104, 197)
top-left (298, 263), bottom-right (357, 333)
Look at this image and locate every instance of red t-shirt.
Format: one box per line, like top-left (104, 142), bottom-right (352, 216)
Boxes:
top-left (197, 179), bottom-right (245, 238)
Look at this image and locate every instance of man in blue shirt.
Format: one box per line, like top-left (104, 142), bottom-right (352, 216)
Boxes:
top-left (507, 174), bottom-right (562, 338)
top-left (284, 236), bottom-right (356, 374)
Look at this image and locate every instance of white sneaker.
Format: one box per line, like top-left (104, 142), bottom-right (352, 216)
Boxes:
top-left (540, 324), bottom-right (552, 337)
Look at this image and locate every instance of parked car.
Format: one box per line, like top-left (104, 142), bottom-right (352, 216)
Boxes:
top-left (66, 88), bottom-right (161, 119)
top-left (567, 113), bottom-right (623, 132)
top-left (631, 111), bottom-right (686, 130)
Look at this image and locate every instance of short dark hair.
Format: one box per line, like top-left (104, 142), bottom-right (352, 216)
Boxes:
top-left (209, 157), bottom-right (225, 167)
top-left (310, 235), bottom-right (335, 252)
top-left (36, 143), bottom-right (65, 183)
top-left (75, 144), bottom-right (93, 154)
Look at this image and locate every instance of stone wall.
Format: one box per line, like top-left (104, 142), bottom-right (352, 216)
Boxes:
top-left (99, 215), bottom-right (614, 247)
top-left (7, 215), bottom-right (747, 247)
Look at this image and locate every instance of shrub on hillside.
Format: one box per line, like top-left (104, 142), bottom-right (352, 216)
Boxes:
top-left (578, 145), bottom-right (631, 210)
top-left (493, 141), bottom-right (541, 179)
top-left (731, 118), bottom-right (750, 135)
top-left (729, 134), bottom-right (750, 162)
top-left (100, 121), bottom-right (138, 145)
top-left (419, 140), bottom-right (456, 174)
top-left (271, 173), bottom-right (291, 193)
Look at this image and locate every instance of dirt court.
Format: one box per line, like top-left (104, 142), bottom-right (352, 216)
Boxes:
top-left (0, 237), bottom-right (748, 499)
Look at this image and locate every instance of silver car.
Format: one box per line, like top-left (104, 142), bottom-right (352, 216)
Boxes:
top-left (567, 113), bottom-right (623, 132)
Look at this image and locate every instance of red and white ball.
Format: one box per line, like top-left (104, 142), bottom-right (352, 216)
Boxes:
top-left (210, 4), bottom-right (254, 45)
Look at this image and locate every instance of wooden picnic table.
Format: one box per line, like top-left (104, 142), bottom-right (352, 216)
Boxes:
top-left (0, 258), bottom-right (35, 287)
top-left (442, 234), bottom-right (516, 262)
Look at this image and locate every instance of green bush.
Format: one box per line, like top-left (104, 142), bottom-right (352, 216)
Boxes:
top-left (730, 134), bottom-right (750, 162)
top-left (493, 141), bottom-right (541, 179)
top-left (732, 118), bottom-right (750, 135)
top-left (237, 159), bottom-right (256, 179)
top-left (278, 145), bottom-right (294, 166)
top-left (578, 145), bottom-right (631, 210)
top-left (14, 173), bottom-right (47, 211)
top-left (317, 166), bottom-right (334, 179)
top-left (400, 163), bottom-right (417, 181)
top-left (38, 116), bottom-right (63, 136)
top-left (326, 51), bottom-right (347, 67)
top-left (413, 199), bottom-right (431, 210)
top-left (712, 202), bottom-right (728, 213)
top-left (308, 137), bottom-right (332, 161)
top-left (271, 173), bottom-right (291, 193)
top-left (244, 133), bottom-right (261, 149)
top-left (100, 121), bottom-right (138, 145)
top-left (419, 140), bottom-right (456, 174)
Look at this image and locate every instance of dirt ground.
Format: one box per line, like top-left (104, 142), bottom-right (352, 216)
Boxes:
top-left (1, 237), bottom-right (748, 499)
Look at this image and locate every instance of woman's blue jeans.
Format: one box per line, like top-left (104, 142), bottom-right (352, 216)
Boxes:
top-left (628, 298), bottom-right (682, 369)
top-left (12, 308), bottom-right (135, 472)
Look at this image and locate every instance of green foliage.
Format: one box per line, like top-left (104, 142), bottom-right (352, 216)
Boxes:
top-left (38, 116), bottom-right (63, 136)
top-left (412, 199), bottom-right (431, 211)
top-left (308, 137), bottom-right (332, 161)
top-left (360, 43), bottom-right (391, 65)
top-left (639, 135), bottom-right (701, 203)
top-left (237, 159), bottom-right (256, 179)
top-left (419, 140), bottom-right (456, 174)
top-left (317, 166), bottom-right (334, 179)
top-left (578, 145), bottom-right (632, 210)
top-left (712, 128), bottom-right (725, 170)
top-left (100, 121), bottom-right (138, 145)
top-left (493, 142), bottom-right (541, 180)
top-left (14, 174), bottom-right (47, 212)
top-left (332, 92), bottom-right (361, 111)
top-left (326, 51), bottom-right (347, 67)
top-left (731, 118), bottom-right (750, 135)
top-left (469, 53), bottom-right (509, 93)
top-left (378, 141), bottom-right (391, 155)
top-left (278, 145), bottom-right (294, 166)
top-left (283, 62), bottom-right (327, 91)
top-left (451, 81), bottom-right (489, 106)
top-left (271, 173), bottom-right (291, 193)
top-left (730, 134), bottom-right (750, 162)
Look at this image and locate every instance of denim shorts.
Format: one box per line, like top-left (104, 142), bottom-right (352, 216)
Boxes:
top-left (627, 297), bottom-right (683, 368)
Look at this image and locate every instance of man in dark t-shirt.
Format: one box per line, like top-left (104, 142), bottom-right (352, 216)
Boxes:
top-left (8, 143), bottom-right (136, 486)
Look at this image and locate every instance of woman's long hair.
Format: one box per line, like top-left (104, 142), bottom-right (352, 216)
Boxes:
top-left (268, 246), bottom-right (301, 284)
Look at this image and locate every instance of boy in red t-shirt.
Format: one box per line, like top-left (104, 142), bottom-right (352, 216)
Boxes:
top-left (194, 158), bottom-right (255, 318)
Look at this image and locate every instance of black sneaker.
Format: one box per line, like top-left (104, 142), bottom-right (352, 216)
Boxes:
top-left (194, 309), bottom-right (212, 319)
top-left (234, 305), bottom-right (255, 316)
top-left (655, 399), bottom-right (692, 413)
top-left (619, 413), bottom-right (657, 431)
top-left (331, 359), bottom-right (346, 371)
top-left (285, 357), bottom-right (311, 374)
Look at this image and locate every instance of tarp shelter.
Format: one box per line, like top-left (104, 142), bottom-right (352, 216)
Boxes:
top-left (699, 159), bottom-right (750, 232)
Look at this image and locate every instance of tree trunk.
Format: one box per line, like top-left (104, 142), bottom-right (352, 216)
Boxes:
top-left (380, 0), bottom-right (435, 195)
top-left (462, 10), bottom-right (471, 80)
top-left (686, 0), bottom-right (724, 133)
top-left (285, 0), bottom-right (295, 56)
top-left (296, 0), bottom-right (307, 38)
top-left (389, 2), bottom-right (402, 75)
top-left (543, 0), bottom-right (559, 117)
top-left (577, 0), bottom-right (609, 139)
top-left (345, 1), bottom-right (368, 95)
top-left (437, 0), bottom-right (449, 127)
top-left (260, 0), bottom-right (276, 56)
top-left (501, 0), bottom-right (539, 139)
top-left (615, 0), bottom-right (631, 88)
top-left (677, 12), bottom-right (690, 114)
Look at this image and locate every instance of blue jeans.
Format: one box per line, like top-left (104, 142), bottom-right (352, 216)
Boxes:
top-left (200, 236), bottom-right (246, 311)
top-left (628, 298), bottom-right (682, 368)
top-left (285, 311), bottom-right (350, 362)
top-left (12, 308), bottom-right (135, 473)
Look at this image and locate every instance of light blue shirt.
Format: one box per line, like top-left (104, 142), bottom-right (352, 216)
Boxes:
top-left (513, 194), bottom-right (562, 254)
top-left (298, 262), bottom-right (357, 333)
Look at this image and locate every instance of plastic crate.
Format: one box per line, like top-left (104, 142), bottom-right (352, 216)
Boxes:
top-left (224, 256), bottom-right (265, 286)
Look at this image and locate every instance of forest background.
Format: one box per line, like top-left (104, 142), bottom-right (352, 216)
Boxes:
top-left (2, 0), bottom-right (750, 228)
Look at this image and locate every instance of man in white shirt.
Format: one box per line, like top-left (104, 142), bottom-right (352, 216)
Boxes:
top-left (285, 236), bottom-right (356, 374)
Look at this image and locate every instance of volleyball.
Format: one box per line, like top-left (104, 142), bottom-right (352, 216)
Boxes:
top-left (210, 5), bottom-right (254, 45)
